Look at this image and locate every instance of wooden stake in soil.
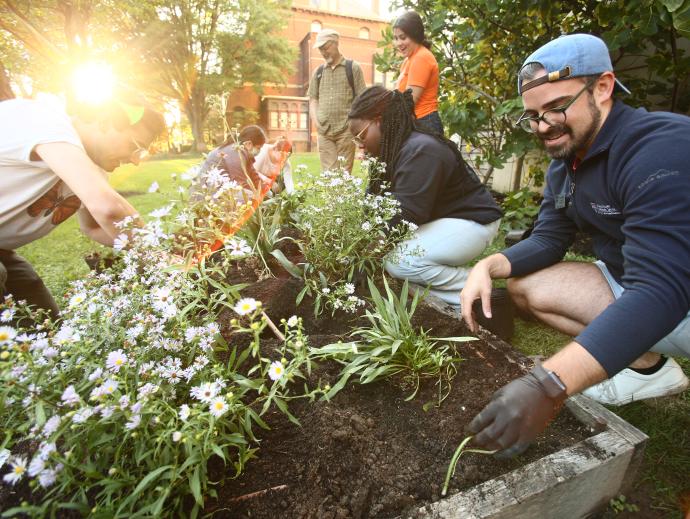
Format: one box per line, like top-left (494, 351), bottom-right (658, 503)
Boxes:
top-left (262, 311), bottom-right (286, 342)
top-left (228, 484), bottom-right (288, 503)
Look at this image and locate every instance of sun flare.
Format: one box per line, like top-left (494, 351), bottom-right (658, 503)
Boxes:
top-left (71, 62), bottom-right (115, 105)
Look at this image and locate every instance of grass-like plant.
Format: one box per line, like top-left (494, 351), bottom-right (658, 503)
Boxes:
top-left (441, 436), bottom-right (496, 497)
top-left (311, 277), bottom-right (475, 404)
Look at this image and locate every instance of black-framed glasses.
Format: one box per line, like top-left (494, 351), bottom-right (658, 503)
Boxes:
top-left (130, 136), bottom-right (150, 164)
top-left (352, 120), bottom-right (373, 146)
top-left (515, 77), bottom-right (598, 134)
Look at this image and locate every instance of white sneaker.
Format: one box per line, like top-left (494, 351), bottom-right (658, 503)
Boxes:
top-left (582, 357), bottom-right (689, 406)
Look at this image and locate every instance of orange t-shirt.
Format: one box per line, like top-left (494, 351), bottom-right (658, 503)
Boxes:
top-left (397, 45), bottom-right (439, 119)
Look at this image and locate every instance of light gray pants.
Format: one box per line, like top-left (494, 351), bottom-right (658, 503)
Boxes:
top-left (385, 218), bottom-right (500, 306)
top-left (594, 260), bottom-right (690, 358)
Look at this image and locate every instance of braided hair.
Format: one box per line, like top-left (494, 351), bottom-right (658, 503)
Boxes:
top-left (348, 86), bottom-right (472, 192)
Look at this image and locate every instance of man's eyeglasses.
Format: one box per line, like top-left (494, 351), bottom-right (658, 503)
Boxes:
top-left (352, 120), bottom-right (373, 146)
top-left (130, 136), bottom-right (150, 164)
top-left (515, 77), bottom-right (599, 134)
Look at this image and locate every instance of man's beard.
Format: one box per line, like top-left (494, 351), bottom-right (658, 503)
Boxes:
top-left (538, 95), bottom-right (601, 160)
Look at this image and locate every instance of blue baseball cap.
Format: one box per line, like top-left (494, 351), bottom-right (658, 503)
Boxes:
top-left (517, 34), bottom-right (630, 95)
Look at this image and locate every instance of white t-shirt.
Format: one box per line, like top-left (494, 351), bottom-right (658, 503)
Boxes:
top-left (0, 98), bottom-right (84, 250)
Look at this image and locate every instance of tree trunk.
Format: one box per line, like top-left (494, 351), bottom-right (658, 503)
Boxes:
top-left (0, 60), bottom-right (15, 101)
top-left (512, 154), bottom-right (526, 191)
top-left (184, 85), bottom-right (209, 152)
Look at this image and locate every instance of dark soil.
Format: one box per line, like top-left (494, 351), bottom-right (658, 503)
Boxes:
top-left (208, 276), bottom-right (595, 519)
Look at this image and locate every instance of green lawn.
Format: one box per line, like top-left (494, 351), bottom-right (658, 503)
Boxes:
top-left (16, 152), bottom-right (690, 517)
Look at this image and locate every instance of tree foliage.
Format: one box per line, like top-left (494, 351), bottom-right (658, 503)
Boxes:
top-left (381, 0), bottom-right (690, 184)
top-left (0, 0), bottom-right (295, 150)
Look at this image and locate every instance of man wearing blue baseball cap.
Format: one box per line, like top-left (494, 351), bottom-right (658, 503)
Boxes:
top-left (459, 34), bottom-right (690, 458)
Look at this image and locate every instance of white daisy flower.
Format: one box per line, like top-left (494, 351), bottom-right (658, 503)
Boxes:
top-left (38, 468), bottom-right (58, 488)
top-left (179, 404), bottom-right (190, 421)
top-left (68, 292), bottom-right (87, 308)
top-left (209, 397), bottom-right (228, 418)
top-left (0, 449), bottom-right (10, 468)
top-left (42, 416), bottom-right (61, 437)
top-left (2, 457), bottom-right (27, 485)
top-left (344, 283), bottom-right (355, 294)
top-left (0, 325), bottom-right (16, 345)
top-left (149, 204), bottom-right (173, 219)
top-left (172, 431), bottom-right (182, 442)
top-left (72, 407), bottom-right (94, 423)
top-left (87, 367), bottom-right (103, 382)
top-left (113, 233), bottom-right (129, 251)
top-left (100, 379), bottom-right (119, 395)
top-left (286, 315), bottom-right (299, 328)
top-left (106, 349), bottom-right (127, 372)
top-left (190, 382), bottom-right (219, 403)
top-left (0, 308), bottom-right (15, 322)
top-left (125, 414), bottom-right (141, 430)
top-left (233, 298), bottom-right (259, 316)
top-left (54, 325), bottom-right (80, 346)
top-left (37, 442), bottom-right (56, 461)
top-left (28, 456), bottom-right (45, 477)
top-left (268, 360), bottom-right (285, 381)
top-left (148, 181), bottom-right (160, 193)
top-left (60, 385), bottom-right (80, 406)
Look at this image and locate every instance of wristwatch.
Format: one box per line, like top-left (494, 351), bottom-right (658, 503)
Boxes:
top-left (531, 362), bottom-right (568, 404)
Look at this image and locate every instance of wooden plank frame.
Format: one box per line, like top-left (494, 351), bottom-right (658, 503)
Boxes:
top-left (406, 295), bottom-right (648, 519)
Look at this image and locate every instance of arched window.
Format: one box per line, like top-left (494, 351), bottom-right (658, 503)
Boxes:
top-left (311, 20), bottom-right (322, 33)
top-left (359, 27), bottom-right (370, 39)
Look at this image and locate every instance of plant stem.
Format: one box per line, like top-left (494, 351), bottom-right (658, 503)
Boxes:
top-left (442, 436), bottom-right (497, 497)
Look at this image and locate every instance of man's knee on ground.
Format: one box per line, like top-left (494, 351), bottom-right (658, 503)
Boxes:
top-left (506, 276), bottom-right (541, 314)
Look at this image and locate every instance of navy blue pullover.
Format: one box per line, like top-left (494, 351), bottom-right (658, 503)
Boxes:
top-left (503, 102), bottom-right (690, 376)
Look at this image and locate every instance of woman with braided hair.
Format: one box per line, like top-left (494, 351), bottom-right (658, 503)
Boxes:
top-left (348, 86), bottom-right (502, 310)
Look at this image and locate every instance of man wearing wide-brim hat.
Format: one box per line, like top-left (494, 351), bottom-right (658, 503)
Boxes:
top-left (460, 33), bottom-right (690, 458)
top-left (308, 28), bottom-right (366, 173)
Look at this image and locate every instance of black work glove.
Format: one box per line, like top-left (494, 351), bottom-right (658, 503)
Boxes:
top-left (467, 363), bottom-right (568, 459)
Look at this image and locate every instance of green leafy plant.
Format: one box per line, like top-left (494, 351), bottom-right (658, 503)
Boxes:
top-left (442, 436), bottom-right (497, 497)
top-left (273, 159), bottom-right (417, 315)
top-left (0, 185), bottom-right (324, 518)
top-left (311, 277), bottom-right (474, 404)
top-left (499, 186), bottom-right (541, 233)
top-left (237, 193), bottom-right (295, 275)
top-left (608, 494), bottom-right (640, 514)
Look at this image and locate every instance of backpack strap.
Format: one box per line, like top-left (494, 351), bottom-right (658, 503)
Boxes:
top-left (315, 64), bottom-right (325, 96)
top-left (345, 59), bottom-right (355, 98)
top-left (316, 61), bottom-right (355, 98)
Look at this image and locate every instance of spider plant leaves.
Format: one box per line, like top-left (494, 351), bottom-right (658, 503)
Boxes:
top-left (312, 277), bottom-right (476, 404)
top-left (270, 249), bottom-right (303, 279)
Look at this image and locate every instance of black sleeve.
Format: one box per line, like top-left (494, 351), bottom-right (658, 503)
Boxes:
top-left (390, 145), bottom-right (451, 226)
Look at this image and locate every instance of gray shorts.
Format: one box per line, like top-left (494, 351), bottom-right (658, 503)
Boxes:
top-left (594, 260), bottom-right (690, 358)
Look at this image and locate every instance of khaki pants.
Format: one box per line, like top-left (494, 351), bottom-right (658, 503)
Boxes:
top-left (317, 130), bottom-right (356, 173)
top-left (0, 249), bottom-right (60, 320)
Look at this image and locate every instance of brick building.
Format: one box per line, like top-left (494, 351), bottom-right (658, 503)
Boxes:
top-left (226, 0), bottom-right (393, 151)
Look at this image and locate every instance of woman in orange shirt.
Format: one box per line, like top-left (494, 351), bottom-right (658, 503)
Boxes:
top-left (393, 11), bottom-right (443, 135)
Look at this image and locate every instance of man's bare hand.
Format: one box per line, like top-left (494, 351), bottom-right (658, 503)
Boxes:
top-left (460, 254), bottom-right (511, 332)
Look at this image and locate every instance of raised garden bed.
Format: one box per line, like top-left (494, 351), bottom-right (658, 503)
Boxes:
top-left (203, 276), bottom-right (647, 519)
